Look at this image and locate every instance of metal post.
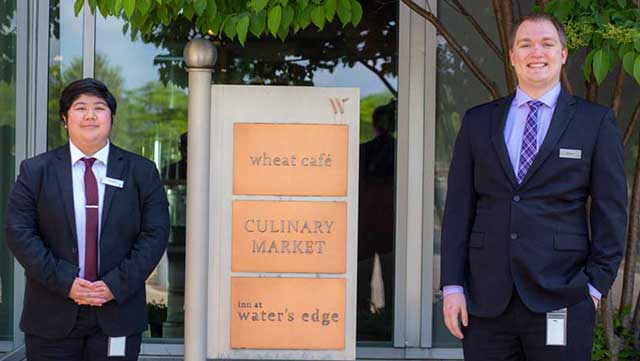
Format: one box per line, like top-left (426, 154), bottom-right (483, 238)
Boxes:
top-left (183, 38), bottom-right (217, 361)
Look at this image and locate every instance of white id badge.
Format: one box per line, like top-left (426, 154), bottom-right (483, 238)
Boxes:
top-left (103, 176), bottom-right (124, 188)
top-left (559, 148), bottom-right (582, 159)
top-left (546, 308), bottom-right (567, 346)
top-left (108, 336), bottom-right (126, 357)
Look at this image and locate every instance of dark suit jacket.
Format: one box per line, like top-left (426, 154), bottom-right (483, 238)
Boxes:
top-left (440, 89), bottom-right (628, 317)
top-left (5, 143), bottom-right (170, 338)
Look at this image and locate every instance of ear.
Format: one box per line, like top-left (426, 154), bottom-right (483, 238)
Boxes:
top-left (508, 48), bottom-right (515, 67)
top-left (561, 47), bottom-right (568, 65)
top-left (62, 115), bottom-right (68, 127)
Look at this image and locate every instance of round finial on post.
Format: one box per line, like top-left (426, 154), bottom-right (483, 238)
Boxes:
top-left (184, 38), bottom-right (217, 69)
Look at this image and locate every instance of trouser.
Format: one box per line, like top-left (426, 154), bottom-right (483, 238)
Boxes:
top-left (462, 289), bottom-right (596, 361)
top-left (25, 306), bottom-right (142, 361)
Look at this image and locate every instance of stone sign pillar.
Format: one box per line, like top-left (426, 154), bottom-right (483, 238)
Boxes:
top-left (183, 38), bottom-right (216, 361)
top-left (206, 85), bottom-right (359, 360)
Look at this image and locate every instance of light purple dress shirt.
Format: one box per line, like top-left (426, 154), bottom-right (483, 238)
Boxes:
top-left (443, 83), bottom-right (601, 301)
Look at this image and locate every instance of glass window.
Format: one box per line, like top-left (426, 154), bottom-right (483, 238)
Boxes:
top-left (88, 0), bottom-right (398, 343)
top-left (48, 0), bottom-right (84, 149)
top-left (0, 0), bottom-right (16, 344)
top-left (432, 0), bottom-right (508, 347)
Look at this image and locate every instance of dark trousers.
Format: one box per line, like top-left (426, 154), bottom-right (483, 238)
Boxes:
top-left (25, 306), bottom-right (142, 361)
top-left (462, 290), bottom-right (596, 361)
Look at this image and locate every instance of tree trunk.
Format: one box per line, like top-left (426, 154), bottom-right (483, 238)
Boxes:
top-left (619, 128), bottom-right (640, 328)
top-left (602, 295), bottom-right (622, 360)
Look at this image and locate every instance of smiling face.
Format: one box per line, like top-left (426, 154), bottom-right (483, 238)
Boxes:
top-left (63, 94), bottom-right (112, 155)
top-left (509, 19), bottom-right (567, 96)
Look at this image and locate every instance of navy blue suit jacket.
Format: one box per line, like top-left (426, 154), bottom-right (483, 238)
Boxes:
top-left (5, 143), bottom-right (170, 338)
top-left (440, 89), bottom-right (628, 316)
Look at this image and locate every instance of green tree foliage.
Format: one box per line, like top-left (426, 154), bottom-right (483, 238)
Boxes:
top-left (76, 0), bottom-right (363, 46)
top-left (545, 0), bottom-right (640, 85)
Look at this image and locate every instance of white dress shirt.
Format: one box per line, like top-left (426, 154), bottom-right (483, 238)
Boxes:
top-left (70, 140), bottom-right (109, 279)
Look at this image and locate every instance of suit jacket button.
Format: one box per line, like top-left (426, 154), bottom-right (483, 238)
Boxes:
top-left (510, 233), bottom-right (518, 240)
top-left (72, 247), bottom-right (78, 254)
top-left (513, 195), bottom-right (520, 202)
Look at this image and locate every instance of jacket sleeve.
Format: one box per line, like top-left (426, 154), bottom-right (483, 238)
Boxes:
top-left (101, 161), bottom-right (170, 304)
top-left (440, 112), bottom-right (476, 288)
top-left (5, 160), bottom-right (79, 298)
top-left (586, 109), bottom-right (628, 295)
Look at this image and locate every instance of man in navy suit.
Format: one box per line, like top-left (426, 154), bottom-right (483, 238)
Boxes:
top-left (5, 78), bottom-right (170, 360)
top-left (440, 13), bottom-right (627, 361)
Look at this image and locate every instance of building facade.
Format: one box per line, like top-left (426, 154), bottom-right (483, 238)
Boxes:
top-left (1, 0), bottom-right (638, 360)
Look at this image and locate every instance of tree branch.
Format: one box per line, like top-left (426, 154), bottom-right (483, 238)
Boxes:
top-left (493, 0), bottom-right (517, 92)
top-left (358, 59), bottom-right (398, 98)
top-left (561, 67), bottom-right (573, 94)
top-left (623, 99), bottom-right (640, 147)
top-left (400, 0), bottom-right (501, 99)
top-left (444, 0), bottom-right (504, 59)
top-left (586, 76), bottom-right (598, 102)
top-left (611, 65), bottom-right (626, 118)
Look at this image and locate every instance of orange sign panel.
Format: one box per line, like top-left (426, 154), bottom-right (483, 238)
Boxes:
top-left (230, 277), bottom-right (346, 350)
top-left (233, 124), bottom-right (348, 196)
top-left (232, 200), bottom-right (346, 273)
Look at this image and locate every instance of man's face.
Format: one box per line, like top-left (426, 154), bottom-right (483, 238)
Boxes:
top-left (63, 94), bottom-right (112, 149)
top-left (509, 19), bottom-right (567, 91)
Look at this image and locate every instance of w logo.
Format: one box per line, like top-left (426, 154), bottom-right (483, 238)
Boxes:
top-left (329, 97), bottom-right (349, 114)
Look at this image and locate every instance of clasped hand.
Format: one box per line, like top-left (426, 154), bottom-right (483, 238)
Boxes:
top-left (68, 278), bottom-right (114, 306)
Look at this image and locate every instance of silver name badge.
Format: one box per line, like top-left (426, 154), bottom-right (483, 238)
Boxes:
top-left (546, 308), bottom-right (567, 346)
top-left (103, 177), bottom-right (124, 188)
top-left (559, 148), bottom-right (582, 159)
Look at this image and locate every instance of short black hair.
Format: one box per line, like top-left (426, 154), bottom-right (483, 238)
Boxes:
top-left (509, 13), bottom-right (567, 50)
top-left (59, 78), bottom-right (117, 124)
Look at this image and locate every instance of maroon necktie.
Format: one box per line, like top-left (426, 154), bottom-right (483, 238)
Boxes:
top-left (82, 157), bottom-right (98, 281)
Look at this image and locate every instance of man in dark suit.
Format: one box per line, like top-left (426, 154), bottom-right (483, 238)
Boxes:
top-left (440, 13), bottom-right (627, 361)
top-left (5, 78), bottom-right (170, 360)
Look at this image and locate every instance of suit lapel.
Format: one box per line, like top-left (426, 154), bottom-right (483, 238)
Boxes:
top-left (518, 89), bottom-right (576, 187)
top-left (490, 94), bottom-right (518, 187)
top-left (101, 144), bottom-right (125, 236)
top-left (54, 144), bottom-right (78, 246)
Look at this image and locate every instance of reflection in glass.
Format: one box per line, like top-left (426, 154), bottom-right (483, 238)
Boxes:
top-left (432, 0), bottom-right (507, 348)
top-left (95, 14), bottom-right (188, 339)
top-left (0, 0), bottom-right (16, 342)
top-left (83, 0), bottom-right (397, 342)
top-left (48, 0), bottom-right (83, 149)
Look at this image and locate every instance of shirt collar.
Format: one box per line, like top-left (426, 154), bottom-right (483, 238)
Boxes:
top-left (515, 82), bottom-right (561, 109)
top-left (70, 139), bottom-right (110, 166)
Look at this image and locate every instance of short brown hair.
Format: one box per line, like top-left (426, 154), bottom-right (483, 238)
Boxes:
top-left (509, 13), bottom-right (567, 49)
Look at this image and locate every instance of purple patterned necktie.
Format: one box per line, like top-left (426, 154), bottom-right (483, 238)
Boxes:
top-left (82, 157), bottom-right (98, 281)
top-left (516, 100), bottom-right (544, 184)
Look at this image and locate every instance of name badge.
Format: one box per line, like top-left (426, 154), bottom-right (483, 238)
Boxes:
top-left (103, 177), bottom-right (124, 188)
top-left (559, 148), bottom-right (582, 159)
top-left (108, 336), bottom-right (126, 357)
top-left (546, 308), bottom-right (567, 346)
